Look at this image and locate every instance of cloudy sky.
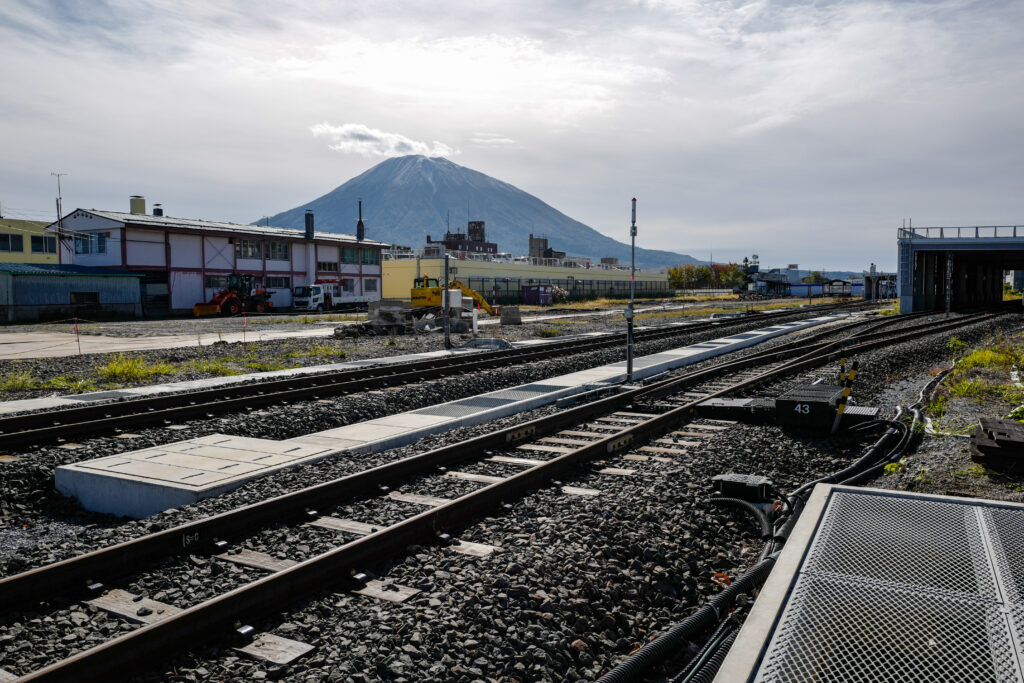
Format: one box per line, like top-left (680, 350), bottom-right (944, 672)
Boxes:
top-left (2, 0), bottom-right (1022, 270)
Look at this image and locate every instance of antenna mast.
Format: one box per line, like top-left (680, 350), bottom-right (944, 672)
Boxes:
top-left (51, 172), bottom-right (68, 233)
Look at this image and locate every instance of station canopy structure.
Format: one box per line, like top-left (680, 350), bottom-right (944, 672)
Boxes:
top-left (898, 225), bottom-right (1024, 313)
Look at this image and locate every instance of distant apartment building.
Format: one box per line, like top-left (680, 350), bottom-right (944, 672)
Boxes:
top-left (0, 216), bottom-right (59, 264)
top-left (50, 197), bottom-right (387, 315)
top-left (426, 221), bottom-right (497, 255)
top-left (528, 234), bottom-right (566, 261)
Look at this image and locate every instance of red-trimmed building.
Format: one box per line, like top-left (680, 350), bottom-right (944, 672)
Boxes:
top-left (49, 198), bottom-right (387, 315)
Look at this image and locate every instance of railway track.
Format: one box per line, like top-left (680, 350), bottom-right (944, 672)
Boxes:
top-left (0, 301), bottom-right (875, 451)
top-left (0, 307), bottom-right (1006, 681)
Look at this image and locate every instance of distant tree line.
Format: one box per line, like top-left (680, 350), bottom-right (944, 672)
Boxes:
top-left (667, 263), bottom-right (746, 289)
top-left (802, 271), bottom-right (827, 284)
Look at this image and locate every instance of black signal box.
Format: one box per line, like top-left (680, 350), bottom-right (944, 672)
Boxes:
top-left (776, 384), bottom-right (843, 430)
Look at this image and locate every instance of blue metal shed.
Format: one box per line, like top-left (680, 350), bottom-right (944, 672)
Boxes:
top-left (0, 264), bottom-right (143, 321)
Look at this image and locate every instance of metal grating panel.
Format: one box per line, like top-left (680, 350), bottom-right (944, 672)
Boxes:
top-left (803, 492), bottom-right (995, 598)
top-left (984, 508), bottom-right (1024, 603)
top-left (65, 391), bottom-right (131, 402)
top-left (511, 383), bottom-right (570, 394)
top-left (412, 396), bottom-right (511, 418)
top-left (759, 574), bottom-right (1017, 683)
top-left (487, 386), bottom-right (564, 402)
top-left (755, 490), bottom-right (1024, 682)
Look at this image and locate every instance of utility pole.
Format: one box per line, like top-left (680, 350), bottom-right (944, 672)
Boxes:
top-left (443, 250), bottom-right (452, 349)
top-left (51, 172), bottom-right (67, 233)
top-left (626, 198), bottom-right (637, 383)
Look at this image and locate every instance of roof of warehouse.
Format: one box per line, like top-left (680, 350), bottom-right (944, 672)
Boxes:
top-left (0, 217), bottom-right (49, 233)
top-left (51, 210), bottom-right (389, 247)
top-left (0, 263), bottom-right (143, 277)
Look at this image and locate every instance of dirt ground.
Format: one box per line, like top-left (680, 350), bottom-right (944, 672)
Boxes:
top-left (869, 326), bottom-right (1024, 503)
top-left (0, 315), bottom-right (621, 400)
top-left (0, 295), bottom-right (844, 338)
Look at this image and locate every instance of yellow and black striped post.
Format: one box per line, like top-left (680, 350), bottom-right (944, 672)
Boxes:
top-left (831, 360), bottom-right (858, 434)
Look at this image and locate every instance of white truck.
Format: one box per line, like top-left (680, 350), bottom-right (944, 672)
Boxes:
top-left (292, 283), bottom-right (339, 312)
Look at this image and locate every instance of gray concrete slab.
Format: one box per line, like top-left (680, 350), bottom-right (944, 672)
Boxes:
top-left (56, 314), bottom-right (845, 518)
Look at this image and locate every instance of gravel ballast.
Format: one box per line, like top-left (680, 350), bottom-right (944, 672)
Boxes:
top-left (2, 309), bottom-right (1013, 681)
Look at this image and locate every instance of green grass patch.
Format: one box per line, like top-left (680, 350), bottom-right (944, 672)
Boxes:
top-left (953, 338), bottom-right (1024, 376)
top-left (536, 328), bottom-right (561, 338)
top-left (0, 368), bottom-right (39, 391)
top-left (44, 375), bottom-right (98, 393)
top-left (884, 458), bottom-right (908, 475)
top-left (244, 361), bottom-right (292, 372)
top-left (283, 344), bottom-right (348, 360)
top-left (960, 464), bottom-right (987, 479)
top-left (877, 302), bottom-right (900, 316)
top-left (186, 359), bottom-right (241, 376)
top-left (929, 416), bottom-right (976, 436)
top-left (927, 394), bottom-right (949, 417)
top-left (948, 379), bottom-right (991, 399)
top-left (96, 354), bottom-right (176, 383)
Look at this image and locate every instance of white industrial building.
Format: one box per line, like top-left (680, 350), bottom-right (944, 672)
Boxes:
top-left (49, 197), bottom-right (387, 315)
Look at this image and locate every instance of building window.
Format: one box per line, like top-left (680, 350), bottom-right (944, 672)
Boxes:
top-left (0, 234), bottom-right (24, 252)
top-left (264, 241), bottom-right (290, 261)
top-left (205, 275), bottom-right (229, 289)
top-left (342, 247), bottom-right (359, 264)
top-left (70, 292), bottom-right (100, 305)
top-left (317, 261), bottom-right (339, 273)
top-left (361, 248), bottom-right (380, 265)
top-left (364, 278), bottom-right (378, 292)
top-left (73, 232), bottom-right (105, 255)
top-left (266, 276), bottom-right (290, 288)
top-left (31, 235), bottom-right (57, 254)
top-left (341, 278), bottom-right (355, 293)
top-left (235, 238), bottom-right (262, 259)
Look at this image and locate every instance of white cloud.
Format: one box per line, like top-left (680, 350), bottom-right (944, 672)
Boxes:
top-left (311, 123), bottom-right (455, 158)
top-left (470, 133), bottom-right (517, 147)
top-left (2, 0), bottom-right (1024, 269)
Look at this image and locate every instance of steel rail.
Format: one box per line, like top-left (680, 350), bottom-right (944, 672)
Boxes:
top-left (10, 307), bottom-right (1007, 682)
top-left (0, 309), bottom-right (945, 605)
top-left (0, 303), bottom-right (869, 450)
top-left (0, 311), bottom-right (884, 607)
top-left (16, 305), bottom-right (987, 683)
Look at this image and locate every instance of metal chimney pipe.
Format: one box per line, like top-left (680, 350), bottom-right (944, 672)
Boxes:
top-left (356, 199), bottom-right (365, 242)
top-left (304, 210), bottom-right (314, 240)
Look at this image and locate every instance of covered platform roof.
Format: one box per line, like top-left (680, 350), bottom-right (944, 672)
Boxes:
top-left (898, 225), bottom-right (1024, 312)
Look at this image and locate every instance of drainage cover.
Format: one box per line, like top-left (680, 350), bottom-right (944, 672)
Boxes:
top-left (721, 486), bottom-right (1024, 682)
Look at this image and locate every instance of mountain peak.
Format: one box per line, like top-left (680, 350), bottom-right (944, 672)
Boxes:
top-left (262, 158), bottom-right (697, 268)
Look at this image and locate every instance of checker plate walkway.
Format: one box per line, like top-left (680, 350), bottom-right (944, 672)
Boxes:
top-left (717, 485), bottom-right (1024, 682)
top-left (56, 315), bottom-right (844, 518)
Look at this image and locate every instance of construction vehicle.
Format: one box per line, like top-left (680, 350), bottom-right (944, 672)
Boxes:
top-left (340, 278), bottom-right (498, 337)
top-left (193, 274), bottom-right (274, 317)
top-left (410, 277), bottom-right (499, 316)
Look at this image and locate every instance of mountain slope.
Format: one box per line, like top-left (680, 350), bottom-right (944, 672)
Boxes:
top-left (261, 155), bottom-right (699, 268)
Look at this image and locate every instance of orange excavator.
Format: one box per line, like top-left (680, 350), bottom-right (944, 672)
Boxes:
top-left (193, 274), bottom-right (274, 317)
